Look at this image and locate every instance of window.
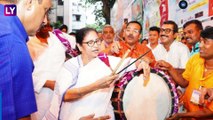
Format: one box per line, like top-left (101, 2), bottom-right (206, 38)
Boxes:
top-left (57, 16), bottom-right (63, 24)
top-left (76, 15), bottom-right (81, 21)
top-left (58, 0), bottom-right (63, 5)
top-left (72, 14), bottom-right (81, 21)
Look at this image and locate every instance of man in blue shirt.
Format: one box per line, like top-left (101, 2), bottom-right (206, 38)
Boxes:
top-left (0, 0), bottom-right (52, 119)
top-left (183, 19), bottom-right (203, 56)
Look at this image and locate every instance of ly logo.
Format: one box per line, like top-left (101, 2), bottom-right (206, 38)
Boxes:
top-left (4, 4), bottom-right (16, 16)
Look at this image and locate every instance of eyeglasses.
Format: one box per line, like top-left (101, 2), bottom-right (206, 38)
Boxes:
top-left (125, 29), bottom-right (140, 34)
top-left (160, 28), bottom-right (174, 34)
top-left (82, 38), bottom-right (102, 47)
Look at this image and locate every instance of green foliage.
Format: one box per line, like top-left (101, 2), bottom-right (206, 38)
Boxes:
top-left (85, 0), bottom-right (115, 30)
top-left (85, 0), bottom-right (106, 26)
top-left (94, 9), bottom-right (105, 26)
top-left (86, 0), bottom-right (101, 4)
top-left (86, 23), bottom-right (104, 32)
top-left (51, 21), bottom-right (62, 29)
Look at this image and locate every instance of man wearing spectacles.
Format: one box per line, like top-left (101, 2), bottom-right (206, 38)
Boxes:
top-left (157, 20), bottom-right (190, 69)
top-left (156, 26), bottom-right (213, 120)
top-left (156, 20), bottom-right (190, 118)
top-left (103, 21), bottom-right (156, 67)
top-left (183, 20), bottom-right (203, 56)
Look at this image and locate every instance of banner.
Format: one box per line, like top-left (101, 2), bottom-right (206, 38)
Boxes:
top-left (159, 0), bottom-right (169, 26)
top-left (171, 0), bottom-right (209, 27)
top-left (132, 0), bottom-right (143, 24)
top-left (110, 0), bottom-right (124, 31)
top-left (209, 0), bottom-right (213, 16)
top-left (142, 0), bottom-right (161, 36)
top-left (110, 0), bottom-right (211, 35)
top-left (123, 4), bottom-right (132, 21)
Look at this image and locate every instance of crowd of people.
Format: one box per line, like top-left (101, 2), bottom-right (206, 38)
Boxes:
top-left (0, 0), bottom-right (213, 120)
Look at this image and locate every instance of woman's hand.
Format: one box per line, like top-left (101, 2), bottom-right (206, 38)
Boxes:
top-left (95, 74), bottom-right (118, 89)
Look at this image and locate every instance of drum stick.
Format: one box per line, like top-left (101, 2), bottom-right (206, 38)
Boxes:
top-left (112, 49), bottom-right (130, 75)
top-left (117, 49), bottom-right (151, 74)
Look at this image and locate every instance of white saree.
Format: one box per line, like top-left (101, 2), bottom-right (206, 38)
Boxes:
top-left (56, 55), bottom-right (136, 120)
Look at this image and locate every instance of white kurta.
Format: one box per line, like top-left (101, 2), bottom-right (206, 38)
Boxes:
top-left (57, 55), bottom-right (136, 120)
top-left (156, 41), bottom-right (190, 68)
top-left (27, 32), bottom-right (76, 120)
top-left (147, 43), bottom-right (165, 61)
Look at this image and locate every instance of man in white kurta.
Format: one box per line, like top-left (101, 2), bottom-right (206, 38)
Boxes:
top-left (158, 21), bottom-right (190, 69)
top-left (157, 21), bottom-right (190, 113)
top-left (27, 31), bottom-right (76, 120)
top-left (147, 43), bottom-right (165, 61)
top-left (157, 40), bottom-right (190, 68)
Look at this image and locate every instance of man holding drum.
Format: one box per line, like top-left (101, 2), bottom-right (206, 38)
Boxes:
top-left (156, 27), bottom-right (213, 119)
top-left (157, 20), bottom-right (190, 71)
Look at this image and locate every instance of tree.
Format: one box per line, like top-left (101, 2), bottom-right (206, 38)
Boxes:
top-left (86, 23), bottom-right (103, 32)
top-left (86, 0), bottom-right (115, 25)
top-left (51, 21), bottom-right (62, 29)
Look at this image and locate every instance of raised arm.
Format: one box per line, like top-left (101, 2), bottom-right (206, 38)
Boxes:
top-left (63, 74), bottom-right (118, 101)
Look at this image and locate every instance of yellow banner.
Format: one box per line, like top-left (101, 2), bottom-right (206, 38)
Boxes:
top-left (189, 0), bottom-right (208, 11)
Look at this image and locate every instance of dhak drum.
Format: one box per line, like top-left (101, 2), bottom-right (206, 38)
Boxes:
top-left (111, 69), bottom-right (179, 120)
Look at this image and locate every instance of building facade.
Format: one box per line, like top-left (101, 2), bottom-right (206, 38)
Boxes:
top-left (50, 0), bottom-right (87, 33)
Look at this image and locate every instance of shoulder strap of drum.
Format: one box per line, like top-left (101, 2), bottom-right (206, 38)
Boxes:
top-left (98, 53), bottom-right (113, 70)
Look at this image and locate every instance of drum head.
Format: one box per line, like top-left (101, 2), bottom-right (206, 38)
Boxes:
top-left (122, 73), bottom-right (172, 120)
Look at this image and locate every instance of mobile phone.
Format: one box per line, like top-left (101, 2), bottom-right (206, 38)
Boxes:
top-left (124, 18), bottom-right (128, 24)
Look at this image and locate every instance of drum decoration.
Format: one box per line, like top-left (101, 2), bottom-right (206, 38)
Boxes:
top-left (111, 69), bottom-right (179, 120)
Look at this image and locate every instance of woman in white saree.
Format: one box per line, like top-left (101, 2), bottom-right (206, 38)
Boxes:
top-left (54, 27), bottom-right (150, 120)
